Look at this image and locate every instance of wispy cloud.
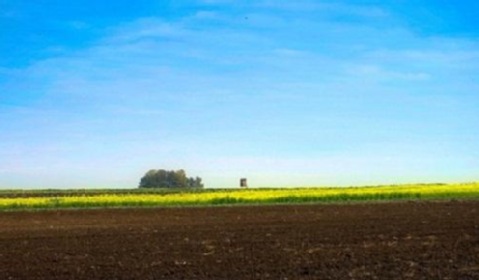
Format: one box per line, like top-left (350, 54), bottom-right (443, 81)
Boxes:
top-left (256, 0), bottom-right (389, 18)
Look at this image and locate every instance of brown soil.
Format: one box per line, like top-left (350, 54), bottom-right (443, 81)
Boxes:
top-left (1, 201), bottom-right (479, 279)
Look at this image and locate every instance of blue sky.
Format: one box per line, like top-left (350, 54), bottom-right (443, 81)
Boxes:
top-left (1, 0), bottom-right (478, 188)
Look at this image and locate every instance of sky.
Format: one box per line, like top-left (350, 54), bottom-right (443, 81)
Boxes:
top-left (1, 0), bottom-right (478, 188)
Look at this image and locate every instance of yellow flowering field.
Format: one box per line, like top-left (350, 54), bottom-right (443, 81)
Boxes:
top-left (0, 182), bottom-right (478, 210)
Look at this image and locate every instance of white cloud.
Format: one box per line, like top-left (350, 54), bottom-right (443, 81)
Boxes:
top-left (348, 64), bottom-right (432, 81)
top-left (106, 18), bottom-right (187, 43)
top-left (255, 0), bottom-right (389, 18)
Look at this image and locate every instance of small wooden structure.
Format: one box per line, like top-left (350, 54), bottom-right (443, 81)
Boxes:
top-left (240, 178), bottom-right (248, 188)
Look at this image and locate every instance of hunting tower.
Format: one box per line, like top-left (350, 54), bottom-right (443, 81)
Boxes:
top-left (240, 178), bottom-right (248, 188)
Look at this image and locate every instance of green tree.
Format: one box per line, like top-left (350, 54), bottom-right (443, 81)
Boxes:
top-left (139, 169), bottom-right (204, 189)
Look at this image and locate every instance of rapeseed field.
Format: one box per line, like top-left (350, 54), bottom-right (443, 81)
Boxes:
top-left (0, 183), bottom-right (478, 210)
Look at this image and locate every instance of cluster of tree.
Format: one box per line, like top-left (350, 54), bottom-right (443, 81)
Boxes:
top-left (139, 169), bottom-right (204, 189)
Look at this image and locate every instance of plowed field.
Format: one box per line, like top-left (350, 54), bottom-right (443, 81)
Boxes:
top-left (1, 201), bottom-right (479, 279)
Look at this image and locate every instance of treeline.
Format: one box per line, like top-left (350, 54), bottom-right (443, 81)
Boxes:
top-left (139, 169), bottom-right (203, 189)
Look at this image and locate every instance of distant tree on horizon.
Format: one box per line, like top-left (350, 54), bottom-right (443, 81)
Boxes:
top-left (139, 169), bottom-right (204, 189)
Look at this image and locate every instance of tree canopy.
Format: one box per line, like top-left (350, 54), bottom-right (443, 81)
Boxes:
top-left (139, 169), bottom-right (204, 189)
